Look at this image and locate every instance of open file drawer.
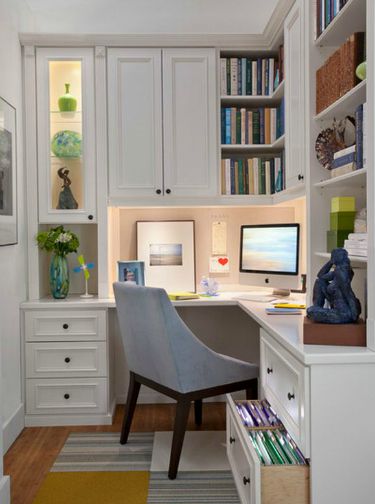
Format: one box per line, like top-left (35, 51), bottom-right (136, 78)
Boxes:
top-left (226, 395), bottom-right (309, 504)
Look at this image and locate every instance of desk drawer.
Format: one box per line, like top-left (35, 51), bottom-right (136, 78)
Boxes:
top-left (226, 395), bottom-right (309, 504)
top-left (26, 342), bottom-right (107, 378)
top-left (25, 310), bottom-right (106, 342)
top-left (260, 330), bottom-right (310, 456)
top-left (26, 377), bottom-right (107, 415)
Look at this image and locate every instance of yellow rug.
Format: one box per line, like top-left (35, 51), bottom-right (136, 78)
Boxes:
top-left (32, 471), bottom-right (149, 504)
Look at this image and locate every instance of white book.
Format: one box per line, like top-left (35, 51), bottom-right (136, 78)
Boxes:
top-left (241, 108), bottom-right (246, 145)
top-left (348, 233), bottom-right (368, 241)
top-left (333, 144), bottom-right (356, 159)
top-left (230, 58), bottom-right (238, 96)
top-left (265, 161), bottom-right (271, 195)
top-left (330, 163), bottom-right (355, 178)
top-left (253, 158), bottom-right (259, 195)
top-left (225, 159), bottom-right (231, 195)
top-left (220, 58), bottom-right (227, 95)
top-left (345, 248), bottom-right (368, 257)
top-left (344, 239), bottom-right (367, 249)
top-left (269, 58), bottom-right (275, 94)
top-left (242, 58), bottom-right (247, 96)
top-left (252, 61), bottom-right (257, 95)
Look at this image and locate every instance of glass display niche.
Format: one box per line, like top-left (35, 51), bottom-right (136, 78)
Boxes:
top-left (49, 60), bottom-right (84, 212)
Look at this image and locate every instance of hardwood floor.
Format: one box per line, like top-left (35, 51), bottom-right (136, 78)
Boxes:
top-left (4, 402), bottom-right (226, 504)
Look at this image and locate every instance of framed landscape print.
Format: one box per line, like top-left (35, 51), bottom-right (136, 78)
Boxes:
top-left (137, 220), bottom-right (196, 292)
top-left (0, 97), bottom-right (17, 246)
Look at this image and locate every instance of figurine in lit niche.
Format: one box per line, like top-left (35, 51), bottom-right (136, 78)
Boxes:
top-left (307, 248), bottom-right (361, 324)
top-left (56, 166), bottom-right (78, 210)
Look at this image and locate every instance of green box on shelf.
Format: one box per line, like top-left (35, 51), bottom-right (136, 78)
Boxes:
top-left (330, 212), bottom-right (356, 231)
top-left (331, 196), bottom-right (356, 213)
top-left (327, 230), bottom-right (351, 252)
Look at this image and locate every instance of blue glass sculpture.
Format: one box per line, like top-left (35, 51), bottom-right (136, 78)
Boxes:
top-left (307, 248), bottom-right (361, 324)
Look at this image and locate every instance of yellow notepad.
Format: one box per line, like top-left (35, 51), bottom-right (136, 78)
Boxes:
top-left (273, 303), bottom-right (306, 309)
top-left (168, 292), bottom-right (200, 300)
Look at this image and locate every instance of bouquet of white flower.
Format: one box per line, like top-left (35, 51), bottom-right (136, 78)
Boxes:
top-left (36, 225), bottom-right (79, 257)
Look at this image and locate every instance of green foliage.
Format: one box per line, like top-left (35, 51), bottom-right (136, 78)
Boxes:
top-left (36, 225), bottom-right (80, 257)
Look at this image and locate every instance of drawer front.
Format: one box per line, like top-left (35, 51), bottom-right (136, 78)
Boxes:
top-left (260, 330), bottom-right (310, 456)
top-left (26, 377), bottom-right (107, 415)
top-left (25, 310), bottom-right (106, 342)
top-left (227, 399), bottom-right (260, 504)
top-left (26, 342), bottom-right (107, 378)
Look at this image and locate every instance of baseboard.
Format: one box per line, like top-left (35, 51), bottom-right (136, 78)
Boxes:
top-left (3, 403), bottom-right (24, 454)
top-left (0, 475), bottom-right (10, 504)
top-left (25, 412), bottom-right (113, 427)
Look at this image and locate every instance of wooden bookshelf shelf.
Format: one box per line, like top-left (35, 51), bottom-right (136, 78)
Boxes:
top-left (314, 80), bottom-right (366, 121)
top-left (314, 168), bottom-right (367, 189)
top-left (315, 251), bottom-right (367, 267)
top-left (221, 135), bottom-right (285, 152)
top-left (220, 81), bottom-right (284, 104)
top-left (315, 0), bottom-right (366, 48)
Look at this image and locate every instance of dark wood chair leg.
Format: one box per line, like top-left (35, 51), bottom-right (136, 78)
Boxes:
top-left (246, 378), bottom-right (258, 400)
top-left (168, 399), bottom-right (191, 479)
top-left (194, 399), bottom-right (203, 426)
top-left (120, 372), bottom-right (141, 444)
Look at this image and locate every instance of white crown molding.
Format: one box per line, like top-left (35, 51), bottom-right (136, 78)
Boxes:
top-left (18, 0), bottom-right (293, 49)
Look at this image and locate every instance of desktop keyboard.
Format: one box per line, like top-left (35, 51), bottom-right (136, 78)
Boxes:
top-left (235, 294), bottom-right (277, 303)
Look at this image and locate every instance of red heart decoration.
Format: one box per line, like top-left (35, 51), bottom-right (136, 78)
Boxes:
top-left (218, 257), bottom-right (228, 266)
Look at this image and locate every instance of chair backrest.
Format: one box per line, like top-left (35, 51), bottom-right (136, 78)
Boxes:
top-left (113, 282), bottom-right (224, 393)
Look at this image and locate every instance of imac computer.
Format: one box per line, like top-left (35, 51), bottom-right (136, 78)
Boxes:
top-left (239, 223), bottom-right (300, 297)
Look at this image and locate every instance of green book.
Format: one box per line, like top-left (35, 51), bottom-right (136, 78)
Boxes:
top-left (236, 110), bottom-right (241, 144)
top-left (260, 159), bottom-right (266, 194)
top-left (226, 58), bottom-right (231, 95)
top-left (252, 110), bottom-right (260, 144)
top-left (238, 159), bottom-right (244, 194)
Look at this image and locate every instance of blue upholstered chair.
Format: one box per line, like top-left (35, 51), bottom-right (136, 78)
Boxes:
top-left (113, 282), bottom-right (258, 479)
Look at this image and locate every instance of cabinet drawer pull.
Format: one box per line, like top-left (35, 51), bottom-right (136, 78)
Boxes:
top-left (267, 367), bottom-right (273, 374)
top-left (156, 189), bottom-right (162, 194)
top-left (288, 392), bottom-right (295, 400)
top-left (243, 476), bottom-right (250, 485)
top-left (64, 393), bottom-right (70, 400)
top-left (229, 436), bottom-right (235, 444)
top-left (166, 188), bottom-right (171, 194)
top-left (298, 174), bottom-right (304, 181)
top-left (64, 357), bottom-right (71, 363)
top-left (62, 323), bottom-right (69, 330)
top-left (88, 214), bottom-right (94, 220)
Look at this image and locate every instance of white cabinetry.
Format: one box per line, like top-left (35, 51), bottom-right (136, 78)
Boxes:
top-left (284, 0), bottom-right (305, 189)
top-left (24, 308), bottom-right (113, 426)
top-left (36, 48), bottom-right (97, 223)
top-left (108, 48), bottom-right (217, 201)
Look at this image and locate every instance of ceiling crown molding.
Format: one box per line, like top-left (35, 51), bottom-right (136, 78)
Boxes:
top-left (19, 0), bottom-right (294, 48)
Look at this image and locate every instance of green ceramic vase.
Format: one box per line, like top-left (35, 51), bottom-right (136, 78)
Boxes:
top-left (356, 61), bottom-right (366, 81)
top-left (50, 254), bottom-right (69, 299)
top-left (58, 83), bottom-right (77, 112)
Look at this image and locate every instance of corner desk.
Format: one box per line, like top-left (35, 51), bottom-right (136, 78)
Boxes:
top-left (21, 293), bottom-right (375, 503)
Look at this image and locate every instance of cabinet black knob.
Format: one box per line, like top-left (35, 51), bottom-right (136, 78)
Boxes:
top-left (298, 174), bottom-right (304, 181)
top-left (63, 323), bottom-right (69, 330)
top-left (267, 367), bottom-right (273, 374)
top-left (265, 278), bottom-right (269, 284)
top-left (166, 188), bottom-right (171, 194)
top-left (288, 392), bottom-right (295, 400)
top-left (88, 214), bottom-right (94, 220)
top-left (156, 189), bottom-right (162, 194)
top-left (243, 476), bottom-right (250, 485)
top-left (64, 357), bottom-right (71, 363)
top-left (229, 436), bottom-right (235, 444)
top-left (64, 393), bottom-right (70, 400)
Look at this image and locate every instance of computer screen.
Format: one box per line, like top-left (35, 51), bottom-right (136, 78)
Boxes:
top-left (239, 224), bottom-right (300, 291)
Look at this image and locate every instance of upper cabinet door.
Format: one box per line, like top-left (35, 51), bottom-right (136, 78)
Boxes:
top-left (107, 48), bottom-right (163, 200)
top-left (36, 48), bottom-right (96, 223)
top-left (162, 48), bottom-right (218, 198)
top-left (284, 0), bottom-right (305, 189)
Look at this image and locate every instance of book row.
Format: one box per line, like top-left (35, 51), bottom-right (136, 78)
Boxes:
top-left (220, 50), bottom-right (283, 96)
top-left (316, 0), bottom-right (349, 38)
top-left (221, 102), bottom-right (285, 145)
top-left (221, 156), bottom-right (285, 196)
top-left (316, 32), bottom-right (365, 114)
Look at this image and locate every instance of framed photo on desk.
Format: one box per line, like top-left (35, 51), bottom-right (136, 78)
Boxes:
top-left (137, 220), bottom-right (195, 292)
top-left (118, 260), bottom-right (145, 285)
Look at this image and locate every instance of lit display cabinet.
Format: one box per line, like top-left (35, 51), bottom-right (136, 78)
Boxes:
top-left (36, 48), bottom-right (96, 223)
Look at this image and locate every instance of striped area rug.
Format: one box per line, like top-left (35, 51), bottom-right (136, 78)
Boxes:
top-left (51, 432), bottom-right (240, 504)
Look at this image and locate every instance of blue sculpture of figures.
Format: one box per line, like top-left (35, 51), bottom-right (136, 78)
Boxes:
top-left (307, 248), bottom-right (361, 324)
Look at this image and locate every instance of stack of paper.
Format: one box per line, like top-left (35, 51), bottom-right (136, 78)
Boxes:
top-left (235, 400), bottom-right (282, 428)
top-left (248, 429), bottom-right (306, 466)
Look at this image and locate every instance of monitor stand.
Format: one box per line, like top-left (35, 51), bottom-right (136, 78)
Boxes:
top-left (272, 288), bottom-right (291, 297)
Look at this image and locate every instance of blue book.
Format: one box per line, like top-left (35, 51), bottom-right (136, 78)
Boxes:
top-left (246, 58), bottom-right (252, 95)
top-left (238, 58), bottom-right (242, 95)
top-left (332, 152), bottom-right (356, 168)
top-left (221, 108), bottom-right (225, 144)
top-left (242, 58), bottom-right (247, 96)
top-left (257, 58), bottom-right (262, 95)
top-left (355, 104), bottom-right (364, 169)
top-left (265, 59), bottom-right (269, 96)
top-left (225, 108), bottom-right (231, 144)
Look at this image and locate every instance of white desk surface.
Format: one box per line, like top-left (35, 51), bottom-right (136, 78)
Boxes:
top-left (21, 292), bottom-right (375, 366)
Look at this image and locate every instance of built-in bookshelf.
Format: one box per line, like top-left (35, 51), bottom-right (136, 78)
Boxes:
top-left (219, 47), bottom-right (286, 198)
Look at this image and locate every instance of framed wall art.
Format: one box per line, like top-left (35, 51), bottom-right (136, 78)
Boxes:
top-left (0, 97), bottom-right (17, 246)
top-left (137, 220), bottom-right (196, 292)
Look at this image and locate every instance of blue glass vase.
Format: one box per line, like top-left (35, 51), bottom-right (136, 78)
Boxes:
top-left (50, 254), bottom-right (69, 299)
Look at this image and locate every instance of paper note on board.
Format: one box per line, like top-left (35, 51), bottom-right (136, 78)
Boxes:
top-left (212, 221), bottom-right (227, 255)
top-left (209, 255), bottom-right (230, 273)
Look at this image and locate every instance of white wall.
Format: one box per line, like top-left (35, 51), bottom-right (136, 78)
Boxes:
top-left (25, 0), bottom-right (279, 35)
top-left (0, 0), bottom-right (34, 466)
